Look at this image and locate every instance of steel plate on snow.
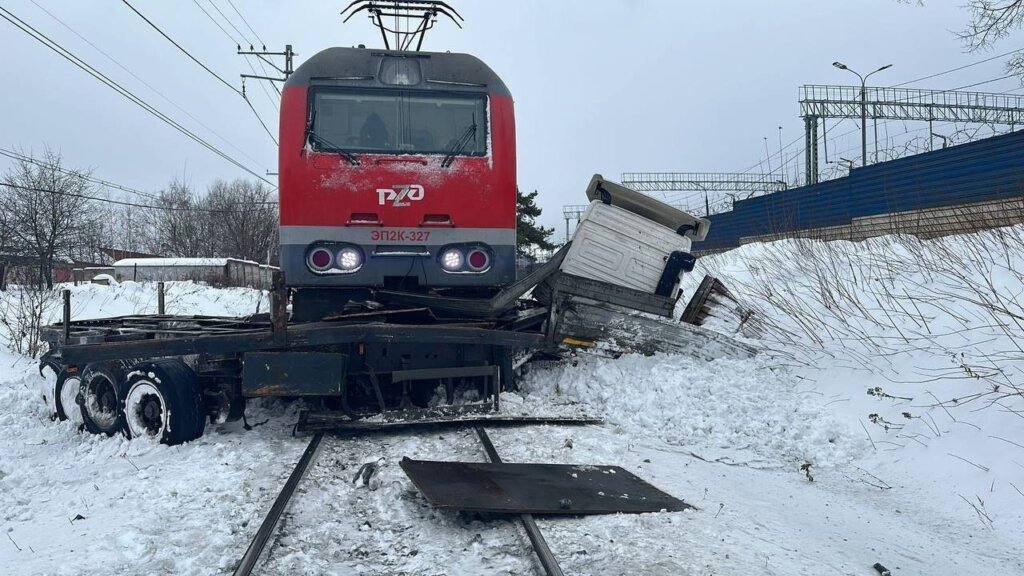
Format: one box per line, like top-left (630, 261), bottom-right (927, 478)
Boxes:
top-left (400, 458), bottom-right (691, 515)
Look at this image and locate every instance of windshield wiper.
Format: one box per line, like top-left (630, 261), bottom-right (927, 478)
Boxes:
top-left (308, 132), bottom-right (360, 166)
top-left (305, 109), bottom-right (360, 166)
top-left (441, 117), bottom-right (477, 168)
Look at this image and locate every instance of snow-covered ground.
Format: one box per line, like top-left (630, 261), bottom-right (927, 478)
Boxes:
top-left (2, 228), bottom-right (1023, 575)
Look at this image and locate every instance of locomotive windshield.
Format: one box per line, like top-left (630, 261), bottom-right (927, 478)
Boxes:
top-left (309, 89), bottom-right (487, 156)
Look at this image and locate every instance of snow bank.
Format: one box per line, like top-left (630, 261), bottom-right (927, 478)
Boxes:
top-left (520, 353), bottom-right (865, 468)
top-left (1, 231), bottom-right (1022, 574)
top-left (689, 226), bottom-right (1024, 530)
top-left (0, 282), bottom-right (282, 574)
top-left (61, 280), bottom-right (269, 321)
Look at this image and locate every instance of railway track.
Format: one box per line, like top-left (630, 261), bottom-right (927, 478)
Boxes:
top-left (232, 426), bottom-right (565, 576)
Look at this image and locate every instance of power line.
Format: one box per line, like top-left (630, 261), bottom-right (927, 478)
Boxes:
top-left (0, 5), bottom-right (273, 185)
top-left (120, 0), bottom-right (278, 145)
top-left (890, 46), bottom-right (1024, 88)
top-left (192, 0), bottom-right (238, 44)
top-left (738, 72), bottom-right (1022, 178)
top-left (0, 147), bottom-right (279, 212)
top-left (208, 0), bottom-right (252, 47)
top-left (121, 0), bottom-right (240, 95)
top-left (218, 0), bottom-right (280, 97)
top-left (226, 0), bottom-right (267, 48)
top-left (0, 147), bottom-right (161, 201)
top-left (0, 181), bottom-right (276, 213)
top-left (25, 0), bottom-right (265, 168)
top-left (737, 47), bottom-right (1024, 178)
top-left (241, 96), bottom-right (278, 145)
top-left (192, 0), bottom-right (281, 104)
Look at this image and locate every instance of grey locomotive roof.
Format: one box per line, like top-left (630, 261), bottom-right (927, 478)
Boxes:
top-left (285, 47), bottom-right (510, 96)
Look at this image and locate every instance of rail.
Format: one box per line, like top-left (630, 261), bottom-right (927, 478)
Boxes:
top-left (233, 433), bottom-right (324, 576)
top-left (233, 428), bottom-right (565, 576)
top-left (475, 427), bottom-right (564, 576)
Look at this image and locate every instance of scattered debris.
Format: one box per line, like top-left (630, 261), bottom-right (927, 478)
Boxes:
top-left (801, 462), bottom-right (815, 482)
top-left (352, 458), bottom-right (384, 490)
top-left (6, 531), bottom-right (21, 552)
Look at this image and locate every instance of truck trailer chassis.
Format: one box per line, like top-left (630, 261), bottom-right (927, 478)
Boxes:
top-left (40, 176), bottom-right (756, 445)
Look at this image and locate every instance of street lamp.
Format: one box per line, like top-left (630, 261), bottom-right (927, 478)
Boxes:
top-left (832, 61), bottom-right (892, 167)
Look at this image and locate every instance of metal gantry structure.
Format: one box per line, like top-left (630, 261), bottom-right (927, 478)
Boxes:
top-left (799, 84), bottom-right (1024, 184)
top-left (562, 172), bottom-right (785, 241)
top-left (620, 172), bottom-right (786, 193)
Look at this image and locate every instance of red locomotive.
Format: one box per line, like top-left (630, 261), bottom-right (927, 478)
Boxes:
top-left (279, 45), bottom-right (516, 319)
top-left (41, 1), bottom-right (717, 449)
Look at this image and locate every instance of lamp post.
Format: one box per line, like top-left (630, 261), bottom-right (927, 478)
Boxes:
top-left (832, 61), bottom-right (892, 167)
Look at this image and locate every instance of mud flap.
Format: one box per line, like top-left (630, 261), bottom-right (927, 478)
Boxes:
top-left (242, 351), bottom-right (347, 397)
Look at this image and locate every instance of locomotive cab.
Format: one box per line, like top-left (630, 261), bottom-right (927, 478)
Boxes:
top-left (278, 47), bottom-right (516, 319)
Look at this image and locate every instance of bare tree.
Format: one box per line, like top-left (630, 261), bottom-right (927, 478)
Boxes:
top-left (902, 1), bottom-right (1024, 78)
top-left (0, 148), bottom-right (100, 288)
top-left (144, 179), bottom-right (211, 257)
top-left (0, 197), bottom-right (12, 289)
top-left (141, 178), bottom-right (279, 263)
top-left (205, 179), bottom-right (279, 263)
top-left (959, 1), bottom-right (1024, 49)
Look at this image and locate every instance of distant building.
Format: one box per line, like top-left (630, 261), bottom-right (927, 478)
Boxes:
top-left (99, 248), bottom-right (162, 263)
top-left (113, 257), bottom-right (278, 289)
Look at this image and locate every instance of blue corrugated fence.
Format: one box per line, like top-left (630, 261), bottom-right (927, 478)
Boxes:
top-left (701, 129), bottom-right (1024, 251)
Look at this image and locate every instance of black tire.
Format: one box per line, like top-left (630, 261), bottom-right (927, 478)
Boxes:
top-left (79, 362), bottom-right (129, 436)
top-left (53, 367), bottom-right (84, 425)
top-left (121, 359), bottom-right (205, 445)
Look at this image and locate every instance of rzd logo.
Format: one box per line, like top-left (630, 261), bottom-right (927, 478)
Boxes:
top-left (377, 184), bottom-right (424, 207)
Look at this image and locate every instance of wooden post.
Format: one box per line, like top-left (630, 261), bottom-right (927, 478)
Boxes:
top-left (157, 281), bottom-right (165, 315)
top-left (270, 270), bottom-right (288, 344)
top-left (62, 289), bottom-right (71, 344)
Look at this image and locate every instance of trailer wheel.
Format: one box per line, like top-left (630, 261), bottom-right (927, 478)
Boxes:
top-left (122, 359), bottom-right (205, 445)
top-left (79, 362), bottom-right (128, 436)
top-left (53, 368), bottom-right (84, 426)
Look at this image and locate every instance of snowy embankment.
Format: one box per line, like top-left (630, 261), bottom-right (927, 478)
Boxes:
top-left (1, 227), bottom-right (1022, 575)
top-left (683, 228), bottom-right (1024, 536)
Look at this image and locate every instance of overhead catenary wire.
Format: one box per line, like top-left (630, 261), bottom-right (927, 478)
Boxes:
top-left (119, 0), bottom-right (278, 145)
top-left (0, 5), bottom-right (273, 186)
top-left (121, 0), bottom-right (240, 94)
top-left (207, 0), bottom-right (253, 48)
top-left (206, 0), bottom-right (281, 96)
top-left (191, 0), bottom-right (237, 45)
top-left (226, 0), bottom-right (267, 48)
top-left (193, 0), bottom-right (281, 107)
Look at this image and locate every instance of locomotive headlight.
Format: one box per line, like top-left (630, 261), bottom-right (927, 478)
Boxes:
top-left (440, 248), bottom-right (463, 271)
top-left (379, 57), bottom-right (422, 86)
top-left (337, 247), bottom-right (363, 271)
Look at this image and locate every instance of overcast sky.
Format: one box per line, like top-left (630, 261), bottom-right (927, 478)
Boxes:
top-left (2, 1), bottom-right (1021, 238)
